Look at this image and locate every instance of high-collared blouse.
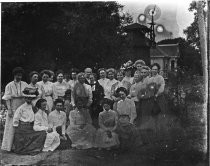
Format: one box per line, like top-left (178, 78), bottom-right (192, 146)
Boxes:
top-left (123, 76), bottom-right (134, 84)
top-left (69, 108), bottom-right (92, 127)
top-left (71, 83), bottom-right (92, 106)
top-left (98, 78), bottom-right (109, 90)
top-left (149, 74), bottom-right (165, 95)
top-left (48, 109), bottom-right (66, 135)
top-left (13, 102), bottom-right (35, 127)
top-left (33, 109), bottom-right (49, 131)
top-left (52, 81), bottom-right (70, 100)
top-left (129, 83), bottom-right (139, 102)
top-left (136, 76), bottom-right (151, 99)
top-left (68, 79), bottom-right (78, 91)
top-left (104, 79), bottom-right (118, 100)
top-left (2, 81), bottom-right (28, 100)
top-left (116, 98), bottom-right (136, 124)
top-left (111, 80), bottom-right (131, 98)
top-left (37, 81), bottom-right (53, 97)
top-left (99, 109), bottom-right (118, 130)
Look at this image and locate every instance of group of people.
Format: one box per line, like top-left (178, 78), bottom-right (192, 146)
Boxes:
top-left (1, 59), bottom-right (167, 155)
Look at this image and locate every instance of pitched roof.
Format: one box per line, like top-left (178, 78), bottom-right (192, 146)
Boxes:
top-left (150, 44), bottom-right (179, 57)
top-left (124, 23), bottom-right (151, 33)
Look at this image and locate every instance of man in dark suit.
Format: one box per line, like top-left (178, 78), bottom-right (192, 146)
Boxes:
top-left (84, 68), bottom-right (92, 85)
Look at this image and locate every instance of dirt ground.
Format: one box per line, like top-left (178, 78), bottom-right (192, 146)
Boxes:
top-left (0, 126), bottom-right (208, 166)
top-left (0, 104), bottom-right (208, 166)
top-left (0, 144), bottom-right (208, 166)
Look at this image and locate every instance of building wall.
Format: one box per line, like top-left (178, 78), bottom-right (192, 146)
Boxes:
top-left (125, 32), bottom-right (150, 65)
top-left (150, 58), bottom-right (164, 70)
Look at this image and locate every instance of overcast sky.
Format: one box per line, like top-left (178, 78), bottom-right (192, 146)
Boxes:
top-left (119, 0), bottom-right (195, 40)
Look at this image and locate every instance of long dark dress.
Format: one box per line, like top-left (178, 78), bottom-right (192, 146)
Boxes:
top-left (12, 103), bottom-right (46, 155)
top-left (137, 75), bottom-right (168, 144)
top-left (13, 122), bottom-right (47, 155)
top-left (89, 81), bottom-right (104, 127)
top-left (115, 98), bottom-right (139, 151)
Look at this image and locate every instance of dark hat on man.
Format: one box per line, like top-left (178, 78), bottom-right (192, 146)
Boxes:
top-left (12, 67), bottom-right (25, 76)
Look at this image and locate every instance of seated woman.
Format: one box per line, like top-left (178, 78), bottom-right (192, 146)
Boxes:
top-left (66, 97), bottom-right (96, 149)
top-left (115, 87), bottom-right (140, 151)
top-left (12, 88), bottom-right (47, 155)
top-left (33, 99), bottom-right (60, 152)
top-left (95, 98), bottom-right (119, 150)
top-left (48, 99), bottom-right (71, 150)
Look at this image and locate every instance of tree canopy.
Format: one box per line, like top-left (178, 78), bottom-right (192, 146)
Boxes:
top-left (2, 2), bottom-right (133, 86)
top-left (183, 0), bottom-right (206, 52)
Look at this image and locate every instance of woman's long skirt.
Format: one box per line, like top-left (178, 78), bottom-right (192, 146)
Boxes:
top-left (45, 96), bottom-right (54, 112)
top-left (66, 124), bottom-right (96, 149)
top-left (1, 98), bottom-right (25, 151)
top-left (139, 94), bottom-right (167, 144)
top-left (95, 129), bottom-right (119, 148)
top-left (12, 123), bottom-right (46, 155)
top-left (115, 119), bottom-right (138, 151)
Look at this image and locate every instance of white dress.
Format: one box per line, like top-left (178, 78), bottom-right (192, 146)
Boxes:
top-left (98, 78), bottom-right (109, 90)
top-left (123, 76), bottom-right (134, 84)
top-left (1, 80), bottom-right (28, 151)
top-left (37, 81), bottom-right (54, 112)
top-left (52, 81), bottom-right (70, 100)
top-left (66, 108), bottom-right (96, 149)
top-left (95, 109), bottom-right (119, 148)
top-left (104, 79), bottom-right (117, 100)
top-left (34, 109), bottom-right (60, 152)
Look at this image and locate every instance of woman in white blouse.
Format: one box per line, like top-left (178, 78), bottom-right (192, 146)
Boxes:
top-left (12, 88), bottom-right (47, 155)
top-left (52, 70), bottom-right (70, 101)
top-left (104, 68), bottom-right (117, 101)
top-left (115, 87), bottom-right (140, 150)
top-left (150, 63), bottom-right (167, 114)
top-left (1, 67), bottom-right (28, 152)
top-left (34, 99), bottom-right (60, 152)
top-left (37, 70), bottom-right (54, 112)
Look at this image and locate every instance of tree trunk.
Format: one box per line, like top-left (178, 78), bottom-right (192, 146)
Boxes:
top-left (207, 0), bottom-right (210, 162)
top-left (196, 0), bottom-right (208, 159)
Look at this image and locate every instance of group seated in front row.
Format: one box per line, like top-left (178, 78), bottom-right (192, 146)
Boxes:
top-left (11, 87), bottom-right (140, 154)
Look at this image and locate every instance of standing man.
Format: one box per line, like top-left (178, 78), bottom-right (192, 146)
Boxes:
top-left (84, 68), bottom-right (92, 85)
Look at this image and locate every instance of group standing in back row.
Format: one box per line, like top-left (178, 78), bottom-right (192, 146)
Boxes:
top-left (1, 59), bottom-right (167, 154)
